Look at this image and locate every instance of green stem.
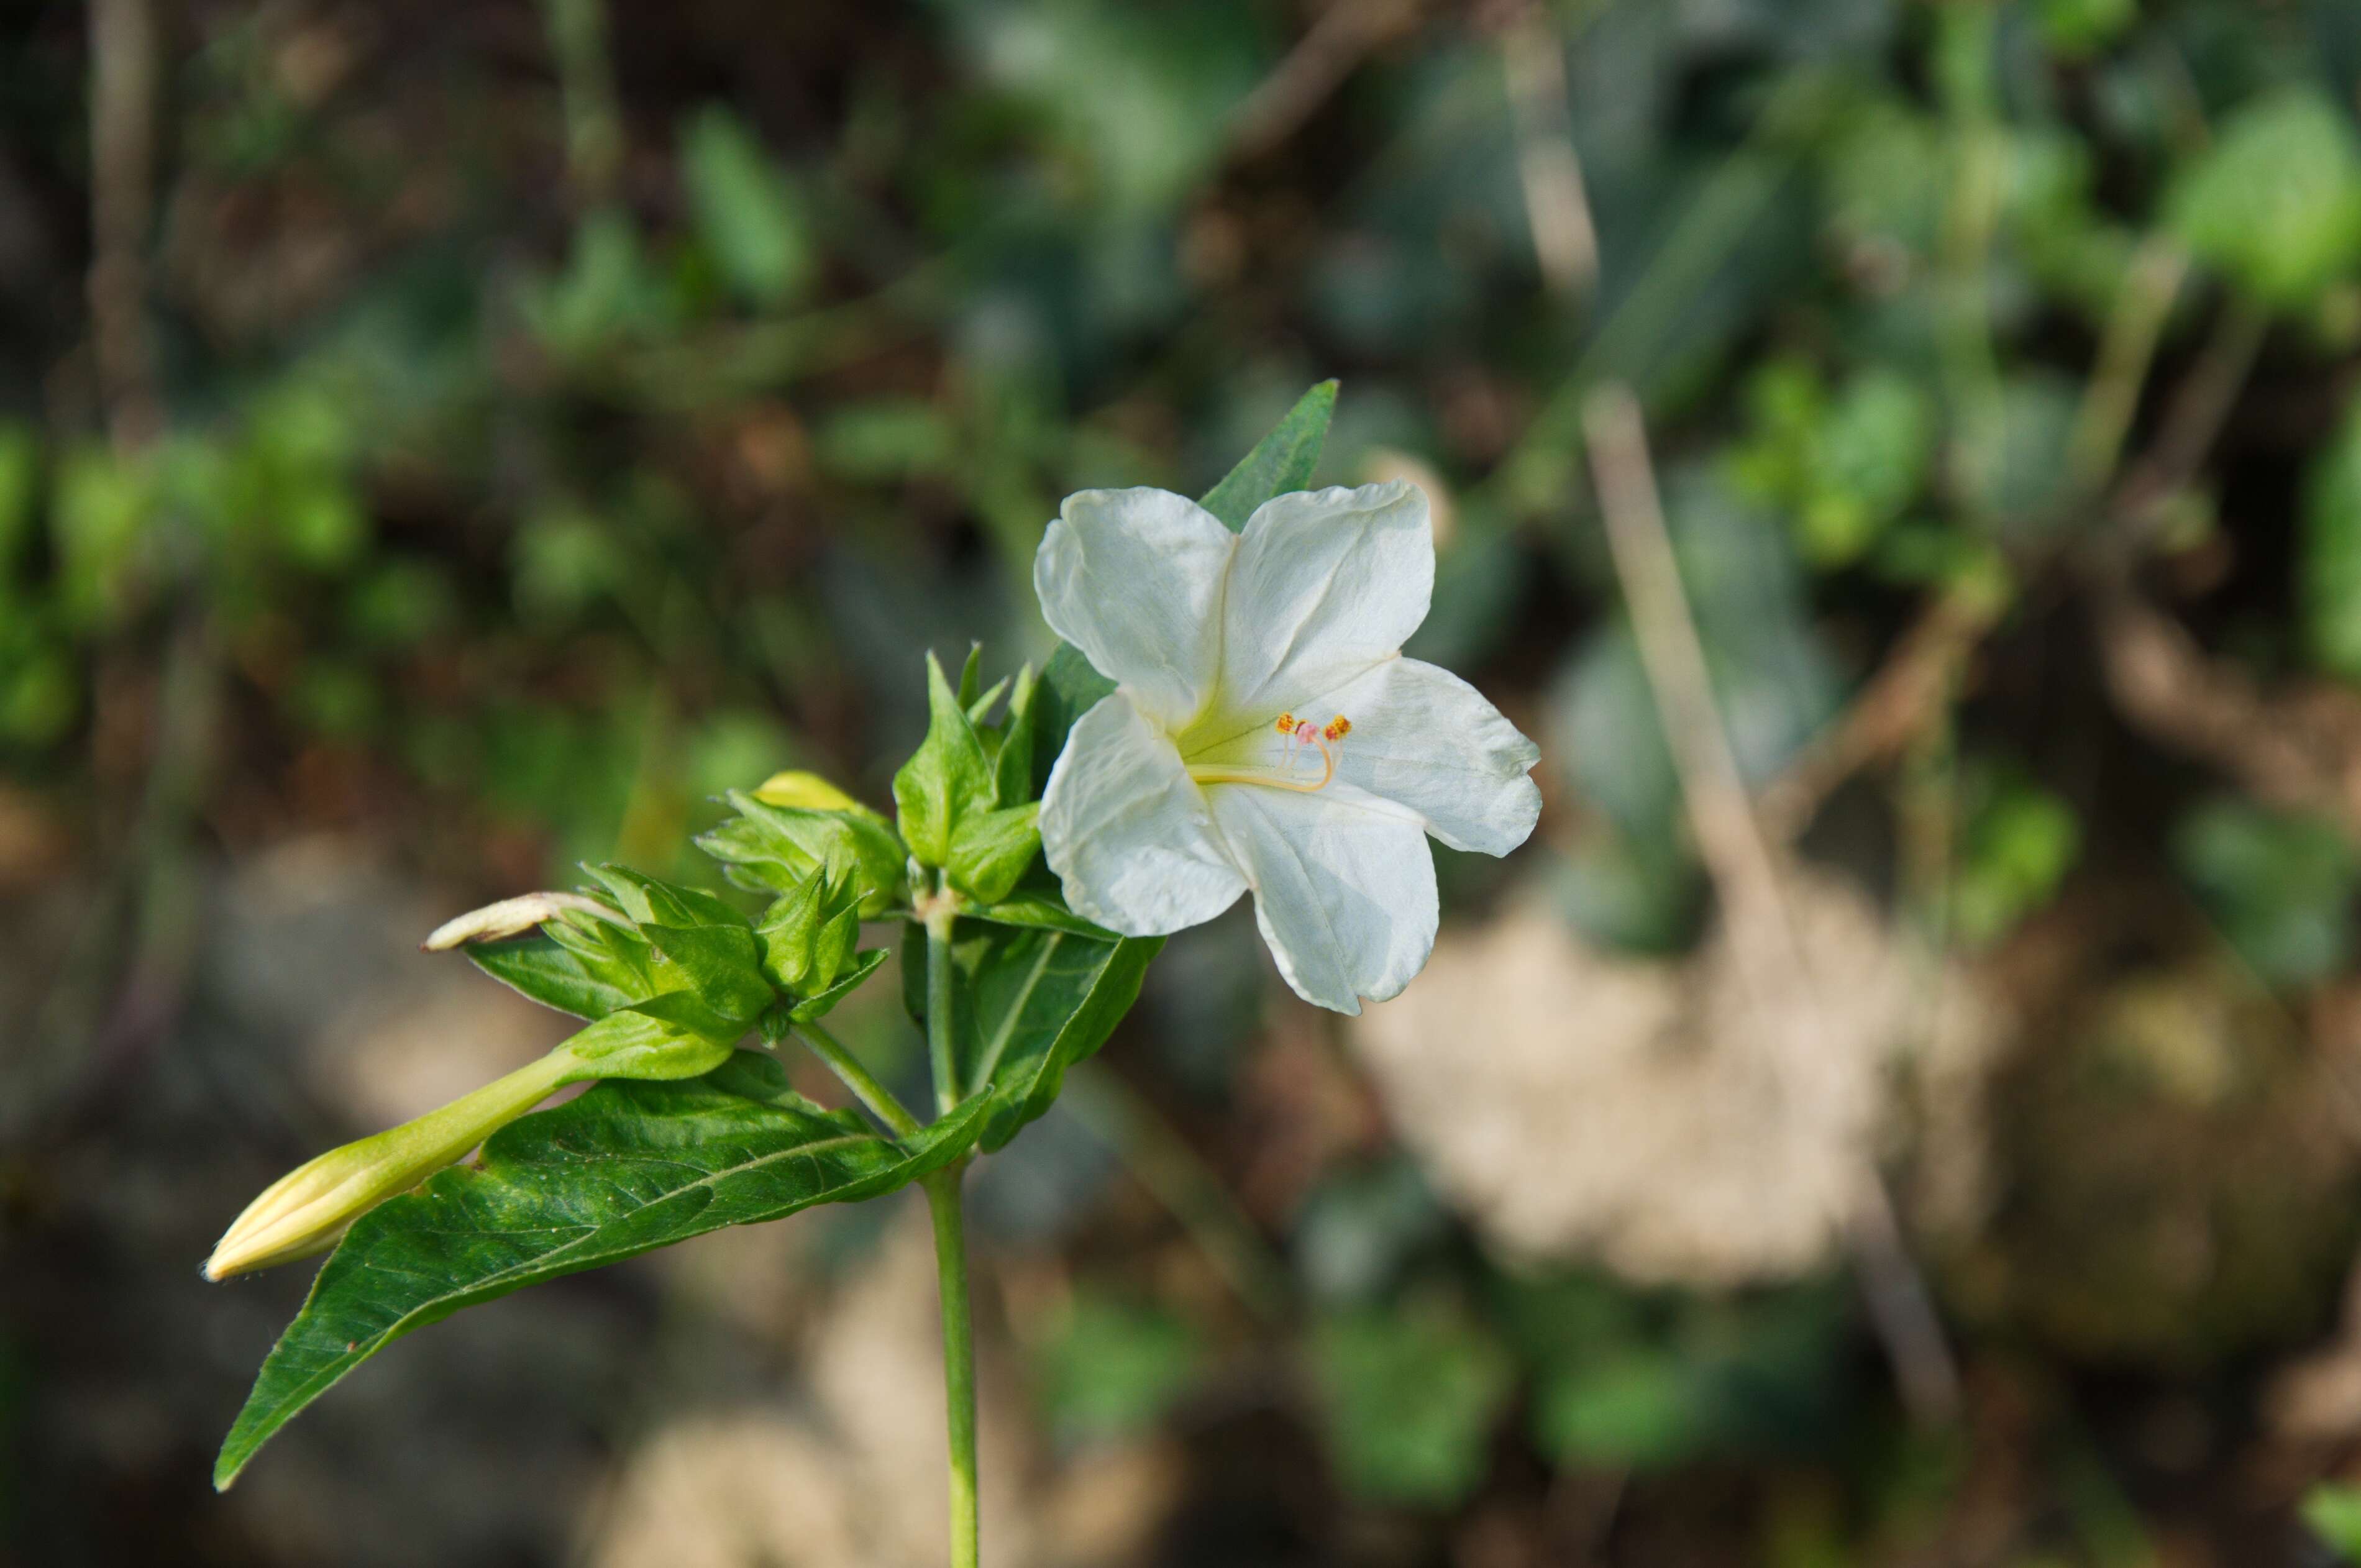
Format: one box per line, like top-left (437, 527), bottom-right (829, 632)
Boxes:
top-left (795, 1019), bottom-right (922, 1139)
top-left (922, 1166), bottom-right (980, 1568)
top-left (918, 896), bottom-right (980, 1566)
top-left (925, 905), bottom-right (961, 1114)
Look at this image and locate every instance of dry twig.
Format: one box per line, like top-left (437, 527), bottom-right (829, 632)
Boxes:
top-left (88, 0), bottom-right (160, 450)
top-left (1584, 384), bottom-right (1962, 1424)
top-left (1498, 2), bottom-right (1596, 295)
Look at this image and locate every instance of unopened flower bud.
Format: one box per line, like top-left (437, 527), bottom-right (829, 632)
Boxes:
top-left (751, 769), bottom-right (865, 813)
top-left (421, 891), bottom-right (616, 951)
top-left (204, 1047), bottom-right (585, 1280)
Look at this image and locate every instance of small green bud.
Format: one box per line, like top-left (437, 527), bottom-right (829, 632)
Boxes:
top-left (811, 898), bottom-right (861, 991)
top-left (755, 870), bottom-right (864, 995)
top-left (754, 872), bottom-right (828, 991)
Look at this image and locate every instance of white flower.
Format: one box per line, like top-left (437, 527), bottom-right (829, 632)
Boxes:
top-left (1034, 481), bottom-right (1542, 1014)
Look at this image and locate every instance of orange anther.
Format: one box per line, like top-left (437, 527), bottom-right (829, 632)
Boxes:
top-left (1324, 715), bottom-right (1351, 742)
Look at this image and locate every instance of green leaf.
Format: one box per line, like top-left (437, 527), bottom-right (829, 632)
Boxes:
top-left (2173, 798), bottom-right (2359, 987)
top-left (642, 921), bottom-right (775, 1024)
top-left (1031, 381), bottom-right (1341, 781)
top-left (964, 887), bottom-right (1117, 941)
top-left (2167, 89), bottom-right (2361, 312)
top-left (893, 650), bottom-right (995, 868)
top-left (752, 873), bottom-right (827, 988)
top-left (584, 864), bottom-right (748, 929)
top-left (956, 642), bottom-right (985, 710)
top-left (214, 1053), bottom-right (989, 1490)
top-left (1199, 380), bottom-right (1338, 531)
top-left (698, 790), bottom-right (905, 917)
top-left (547, 909), bottom-right (657, 996)
top-left (787, 947), bottom-right (889, 1023)
top-left (466, 935), bottom-right (636, 1021)
top-left (905, 919), bottom-right (1159, 1152)
top-left (681, 106), bottom-right (813, 308)
top-left (562, 994), bottom-right (744, 1077)
top-left (2306, 1482), bottom-right (2361, 1564)
top-left (992, 663), bottom-right (1037, 808)
top-left (947, 801), bottom-right (1042, 905)
top-left (1031, 642), bottom-right (1118, 782)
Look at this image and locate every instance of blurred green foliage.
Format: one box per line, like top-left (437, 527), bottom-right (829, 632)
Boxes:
top-left (1307, 1297), bottom-right (1513, 1508)
top-left (1034, 1286), bottom-right (1208, 1447)
top-left (2175, 798), bottom-right (2359, 987)
top-left (2309, 1482), bottom-right (2361, 1564)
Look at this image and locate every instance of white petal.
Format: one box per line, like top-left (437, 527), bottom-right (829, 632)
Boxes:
top-left (1182, 657), bottom-right (1541, 857)
top-left (1039, 693), bottom-right (1248, 937)
top-left (1205, 785), bottom-right (1438, 1015)
top-left (1034, 488), bottom-right (1236, 731)
top-left (1202, 481), bottom-right (1434, 735)
top-left (1330, 657), bottom-right (1543, 855)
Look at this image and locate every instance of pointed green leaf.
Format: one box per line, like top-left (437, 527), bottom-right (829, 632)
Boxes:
top-left (215, 1054), bottom-right (990, 1490)
top-left (467, 935), bottom-right (637, 1020)
top-left (893, 650), bottom-right (995, 867)
top-left (1198, 380), bottom-right (1338, 531)
top-left (993, 663), bottom-right (1038, 807)
top-left (787, 946), bottom-right (889, 1023)
top-left (811, 903), bottom-right (860, 989)
top-left (752, 873), bottom-right (827, 990)
top-left (956, 642), bottom-right (985, 710)
top-left (584, 864), bottom-right (748, 929)
top-left (964, 887), bottom-right (1118, 940)
top-left (964, 674), bottom-right (1011, 726)
top-left (546, 908), bottom-right (656, 997)
top-left (699, 790), bottom-right (905, 916)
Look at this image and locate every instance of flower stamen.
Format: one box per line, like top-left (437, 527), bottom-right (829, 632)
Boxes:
top-left (1190, 713), bottom-right (1350, 793)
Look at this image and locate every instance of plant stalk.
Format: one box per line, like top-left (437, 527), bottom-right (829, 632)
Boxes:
top-left (921, 1165), bottom-right (980, 1568)
top-left (925, 901), bottom-right (961, 1113)
top-left (921, 895), bottom-right (979, 1567)
top-left (796, 1019), bottom-right (922, 1139)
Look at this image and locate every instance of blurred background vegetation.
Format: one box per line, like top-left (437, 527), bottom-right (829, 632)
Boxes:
top-left (12, 0), bottom-right (2361, 1562)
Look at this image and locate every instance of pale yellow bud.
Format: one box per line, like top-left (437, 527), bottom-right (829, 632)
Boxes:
top-left (751, 769), bottom-right (865, 813)
top-left (421, 891), bottom-right (614, 951)
top-left (204, 1047), bottom-right (586, 1280)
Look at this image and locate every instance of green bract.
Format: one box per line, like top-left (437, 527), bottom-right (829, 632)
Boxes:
top-left (698, 779), bottom-right (906, 917)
